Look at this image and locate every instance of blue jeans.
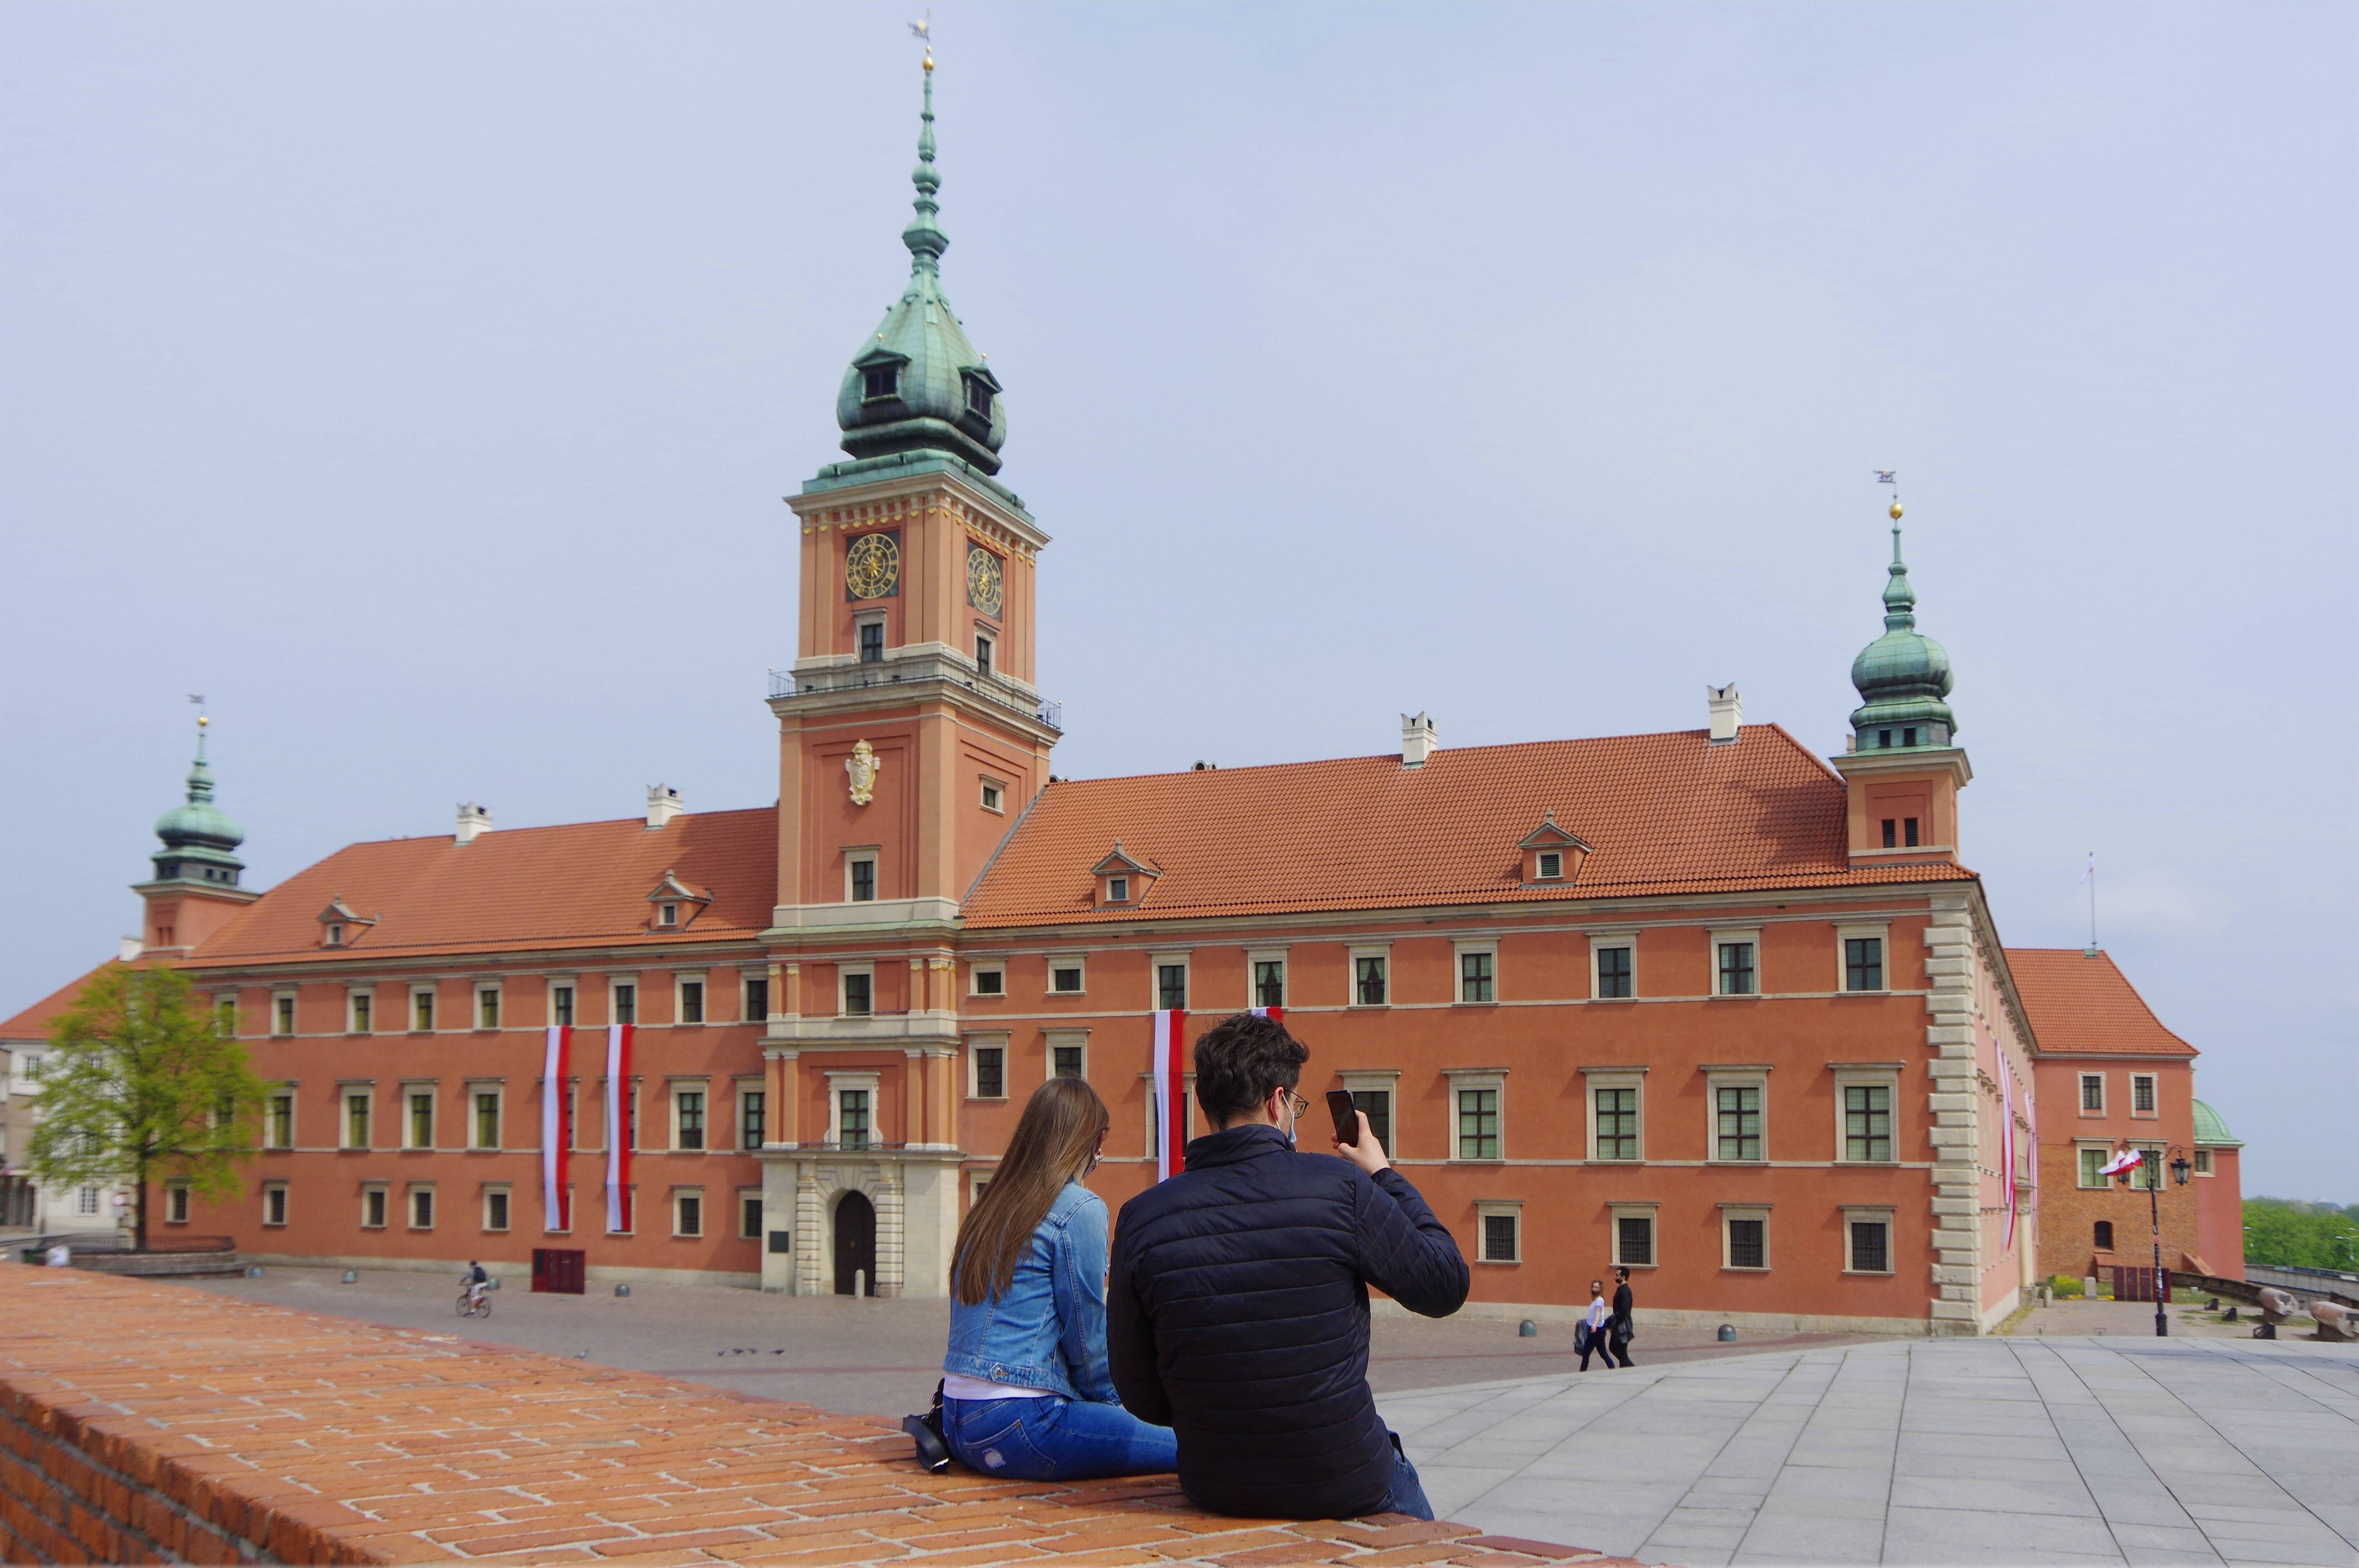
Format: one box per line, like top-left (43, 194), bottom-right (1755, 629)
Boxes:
top-left (944, 1396), bottom-right (1179, 1482)
top-left (1375, 1433), bottom-right (1433, 1520)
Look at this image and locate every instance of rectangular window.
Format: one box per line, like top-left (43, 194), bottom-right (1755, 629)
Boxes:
top-left (740, 1090), bottom-right (766, 1150)
top-left (743, 978), bottom-right (768, 1021)
top-left (76, 1186), bottom-right (99, 1217)
top-left (1106, 876), bottom-right (1129, 903)
top-left (2080, 1073), bottom-right (2104, 1112)
top-left (344, 1092), bottom-right (372, 1149)
top-left (274, 996), bottom-right (296, 1036)
top-left (485, 1189), bottom-right (510, 1231)
top-left (972, 966), bottom-right (1006, 997)
top-left (477, 989), bottom-right (500, 1029)
top-left (326, 923), bottom-right (344, 946)
top-left (267, 1093), bottom-right (294, 1150)
top-left (350, 993), bottom-right (373, 1033)
top-left (407, 1091), bottom-right (434, 1150)
top-left (2078, 1147), bottom-right (2106, 1187)
top-left (1616, 1214), bottom-right (1654, 1267)
top-left (659, 903), bottom-right (679, 928)
top-left (1881, 817), bottom-right (1897, 847)
top-left (166, 1185), bottom-right (190, 1224)
top-left (1052, 1044), bottom-right (1084, 1079)
top-left (1844, 937), bottom-right (1884, 992)
top-left (1726, 1218), bottom-right (1767, 1270)
top-left (552, 984), bottom-right (574, 1026)
top-left (1156, 964), bottom-right (1188, 1010)
top-left (2132, 1074), bottom-right (2156, 1113)
top-left (680, 981), bottom-right (705, 1024)
top-left (1716, 1086), bottom-right (1762, 1161)
top-left (1050, 962), bottom-right (1085, 994)
top-left (740, 1194), bottom-right (763, 1239)
top-left (410, 1188), bottom-right (434, 1230)
top-left (1717, 941), bottom-right (1757, 996)
top-left (1848, 1219), bottom-right (1891, 1274)
top-left (474, 1092), bottom-right (500, 1150)
top-left (1843, 1085), bottom-right (1893, 1161)
top-left (1456, 1089), bottom-right (1499, 1160)
top-left (363, 1187), bottom-right (387, 1229)
top-left (1481, 1212), bottom-right (1520, 1263)
top-left (981, 781), bottom-right (1003, 812)
top-left (863, 364), bottom-right (897, 400)
top-left (1536, 850), bottom-right (1562, 880)
top-left (849, 858), bottom-right (876, 902)
top-left (675, 1192), bottom-right (703, 1238)
top-left (1595, 1087), bottom-right (1639, 1160)
top-left (2193, 1148), bottom-right (2212, 1175)
top-left (613, 984), bottom-right (636, 1024)
top-left (972, 1044), bottom-right (1005, 1100)
top-left (1905, 817), bottom-right (1920, 848)
top-left (263, 1185), bottom-right (287, 1227)
top-left (858, 621), bottom-right (885, 662)
top-left (974, 634), bottom-right (994, 677)
top-left (1354, 956), bottom-right (1388, 1006)
top-left (842, 972), bottom-right (872, 1015)
top-left (1351, 1090), bottom-right (1392, 1155)
top-left (677, 1091), bottom-right (705, 1151)
top-left (1595, 946), bottom-right (1633, 999)
top-left (2131, 1146), bottom-right (2162, 1190)
top-left (1253, 960), bottom-right (1285, 1009)
top-left (1459, 952), bottom-right (1495, 1003)
top-left (838, 1090), bottom-right (870, 1150)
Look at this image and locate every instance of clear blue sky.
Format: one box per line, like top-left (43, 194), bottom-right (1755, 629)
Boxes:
top-left (4, 3), bottom-right (2351, 1200)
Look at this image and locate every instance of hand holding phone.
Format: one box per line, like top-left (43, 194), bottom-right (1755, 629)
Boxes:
top-left (1325, 1090), bottom-right (1389, 1174)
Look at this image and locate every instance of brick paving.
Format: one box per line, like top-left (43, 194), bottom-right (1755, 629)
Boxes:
top-left (0, 1267), bottom-right (1650, 1565)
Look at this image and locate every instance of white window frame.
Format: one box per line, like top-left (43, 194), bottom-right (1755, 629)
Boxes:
top-left (738, 1187), bottom-right (764, 1239)
top-left (407, 1183), bottom-right (436, 1231)
top-left (1583, 1066), bottom-right (1647, 1162)
top-left (1705, 1065), bottom-right (1770, 1164)
top-left (1150, 952), bottom-right (1191, 1011)
top-left (547, 975), bottom-right (578, 1028)
top-left (341, 1084), bottom-right (375, 1150)
top-left (2075, 1139), bottom-right (2112, 1188)
top-left (1589, 931), bottom-right (1637, 1000)
top-left (1610, 1202), bottom-right (1659, 1269)
top-left (273, 990), bottom-right (297, 1037)
top-left (463, 1081), bottom-right (502, 1151)
top-left (1831, 1063), bottom-right (1903, 1164)
top-left (969, 1170), bottom-right (996, 1208)
top-left (475, 983), bottom-right (502, 1031)
top-left (973, 628), bottom-right (996, 677)
top-left (845, 848), bottom-right (881, 905)
top-left (1454, 940), bottom-right (1499, 1005)
top-left (1046, 1028), bottom-right (1090, 1082)
top-left (966, 1032), bottom-right (1010, 1100)
top-left (262, 1181), bottom-right (289, 1228)
top-left (825, 1071), bottom-right (881, 1147)
top-left (675, 973), bottom-right (708, 1026)
top-left (410, 985), bottom-right (438, 1033)
top-left (672, 1186), bottom-right (705, 1238)
top-left (1720, 1203), bottom-right (1772, 1271)
top-left (1534, 849), bottom-right (1564, 882)
top-left (401, 1083), bottom-right (437, 1151)
top-left (264, 1088), bottom-right (296, 1150)
top-left (1249, 947), bottom-right (1289, 1010)
top-left (979, 777), bottom-right (1007, 814)
top-left (852, 610), bottom-right (888, 663)
top-left (1337, 1069), bottom-right (1401, 1156)
top-left (671, 1079), bottom-right (711, 1151)
top-left (346, 987), bottom-right (376, 1035)
top-left (164, 1183), bottom-right (191, 1225)
top-left (1710, 927), bottom-right (1763, 997)
top-left (1476, 1200), bottom-right (1523, 1264)
top-left (2079, 1072), bottom-right (2106, 1116)
top-left (360, 1182), bottom-right (388, 1230)
top-left (1347, 944), bottom-right (1392, 1007)
top-left (609, 977), bottom-right (640, 1026)
top-left (2130, 1072), bottom-right (2158, 1118)
top-left (1835, 922), bottom-right (1892, 993)
top-left (735, 1078), bottom-right (767, 1151)
top-left (838, 963), bottom-right (876, 1016)
top-left (969, 962), bottom-right (1007, 998)
top-left (1445, 1067), bottom-right (1507, 1162)
top-left (2193, 1147), bottom-right (2214, 1176)
top-left (1103, 875), bottom-right (1131, 905)
top-left (482, 1184), bottom-right (512, 1233)
top-left (1842, 1205), bottom-right (1896, 1275)
top-left (1047, 955), bottom-right (1088, 996)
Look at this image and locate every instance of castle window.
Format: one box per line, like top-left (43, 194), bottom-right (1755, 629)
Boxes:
top-left (971, 1043), bottom-right (1005, 1100)
top-left (1156, 961), bottom-right (1187, 1010)
top-left (838, 1090), bottom-right (870, 1150)
top-left (2080, 1073), bottom-right (2104, 1113)
top-left (971, 965), bottom-right (1005, 997)
top-left (743, 977), bottom-right (767, 1020)
top-left (2078, 1147), bottom-right (2106, 1187)
top-left (166, 1185), bottom-right (190, 1224)
top-left (1106, 877), bottom-right (1129, 904)
top-left (848, 855), bottom-right (877, 903)
top-left (2194, 1148), bottom-right (2212, 1174)
top-left (674, 1190), bottom-right (703, 1238)
top-left (2094, 1220), bottom-right (2115, 1251)
top-left (675, 1090), bottom-right (705, 1151)
top-left (1458, 948), bottom-right (1496, 1004)
top-left (980, 781), bottom-right (1003, 812)
top-left (1253, 960), bottom-right (1286, 1009)
top-left (1716, 1086), bottom-right (1763, 1161)
top-left (679, 980), bottom-right (705, 1024)
top-left (1846, 1215), bottom-right (1892, 1274)
top-left (2132, 1073), bottom-right (2156, 1114)
top-left (974, 632), bottom-right (994, 677)
top-left (263, 1183), bottom-right (288, 1227)
top-left (484, 1188), bottom-right (511, 1232)
top-left (1845, 937), bottom-right (1885, 992)
top-left (863, 364), bottom-right (898, 399)
top-left (476, 987), bottom-right (501, 1029)
top-left (740, 1088), bottom-right (767, 1148)
top-left (1844, 1085), bottom-right (1893, 1162)
top-left (659, 903), bottom-right (678, 927)
top-left (613, 983), bottom-right (636, 1024)
top-left (1594, 942), bottom-right (1634, 998)
top-left (1050, 962), bottom-right (1086, 995)
top-left (1479, 1207), bottom-right (1521, 1264)
top-left (1716, 941), bottom-right (1757, 996)
top-left (1536, 850), bottom-right (1563, 880)
top-left (362, 1186), bottom-right (387, 1228)
top-left (964, 373), bottom-right (993, 417)
top-left (1903, 727), bottom-right (1917, 746)
top-left (1456, 1089), bottom-right (1499, 1160)
top-left (325, 923), bottom-right (344, 947)
top-left (413, 990), bottom-right (436, 1032)
top-left (1354, 955), bottom-right (1388, 1007)
top-left (1904, 817), bottom-right (1920, 848)
top-left (1052, 1043), bottom-right (1084, 1078)
top-left (1878, 729), bottom-right (1892, 748)
top-left (552, 985), bottom-right (574, 1027)
top-left (1723, 1213), bottom-right (1768, 1271)
top-left (267, 1094), bottom-right (294, 1149)
top-left (841, 971), bottom-right (873, 1016)
top-left (858, 620), bottom-right (885, 662)
top-left (349, 993), bottom-right (373, 1034)
top-left (274, 995), bottom-right (296, 1036)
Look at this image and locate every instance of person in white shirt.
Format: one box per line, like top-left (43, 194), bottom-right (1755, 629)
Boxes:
top-left (1578, 1280), bottom-right (1608, 1371)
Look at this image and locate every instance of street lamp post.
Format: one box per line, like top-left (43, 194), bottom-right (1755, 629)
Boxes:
top-left (2121, 1146), bottom-right (2193, 1336)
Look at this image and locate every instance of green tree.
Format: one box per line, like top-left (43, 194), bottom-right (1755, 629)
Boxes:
top-left (27, 963), bottom-right (271, 1250)
top-left (2244, 1196), bottom-right (2359, 1271)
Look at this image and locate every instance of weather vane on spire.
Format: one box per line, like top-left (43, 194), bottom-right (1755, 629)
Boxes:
top-left (189, 693), bottom-right (208, 728)
top-left (1874, 469), bottom-right (1901, 521)
top-left (909, 10), bottom-right (932, 70)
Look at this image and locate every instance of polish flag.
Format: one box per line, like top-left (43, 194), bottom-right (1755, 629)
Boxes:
top-left (1998, 1051), bottom-right (2017, 1251)
top-left (2099, 1146), bottom-right (2145, 1178)
top-left (604, 1024), bottom-right (634, 1232)
top-left (1152, 1005), bottom-right (1285, 1182)
top-left (541, 1025), bottom-right (571, 1229)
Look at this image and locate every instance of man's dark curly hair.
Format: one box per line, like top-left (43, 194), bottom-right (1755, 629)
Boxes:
top-left (1193, 1012), bottom-right (1309, 1125)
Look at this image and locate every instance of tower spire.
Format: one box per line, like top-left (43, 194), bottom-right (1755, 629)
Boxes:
top-left (1882, 500), bottom-right (1918, 633)
top-left (1846, 491), bottom-right (1956, 749)
top-left (902, 33), bottom-right (947, 275)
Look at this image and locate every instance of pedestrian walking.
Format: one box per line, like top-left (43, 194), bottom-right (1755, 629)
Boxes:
top-left (1576, 1281), bottom-right (1608, 1370)
top-left (1605, 1265), bottom-right (1637, 1367)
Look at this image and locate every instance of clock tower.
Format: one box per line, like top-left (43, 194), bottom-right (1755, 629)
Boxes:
top-left (758, 52), bottom-right (1059, 1295)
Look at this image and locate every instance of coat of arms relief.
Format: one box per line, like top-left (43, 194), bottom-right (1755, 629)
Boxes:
top-left (845, 739), bottom-right (882, 806)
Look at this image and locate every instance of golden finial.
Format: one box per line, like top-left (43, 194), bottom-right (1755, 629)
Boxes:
top-left (1889, 500), bottom-right (1904, 521)
top-left (910, 12), bottom-right (932, 71)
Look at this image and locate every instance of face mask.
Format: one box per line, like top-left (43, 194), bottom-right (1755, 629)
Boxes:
top-left (1278, 1092), bottom-right (1297, 1149)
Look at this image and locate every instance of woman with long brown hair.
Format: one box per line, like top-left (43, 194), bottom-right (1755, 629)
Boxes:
top-left (938, 1077), bottom-right (1176, 1479)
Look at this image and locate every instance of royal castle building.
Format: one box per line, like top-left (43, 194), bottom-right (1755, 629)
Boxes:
top-left (0, 59), bottom-right (2242, 1334)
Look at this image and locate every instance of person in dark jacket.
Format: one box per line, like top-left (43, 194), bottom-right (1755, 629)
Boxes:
top-left (1605, 1266), bottom-right (1636, 1367)
top-left (1107, 1013), bottom-right (1470, 1520)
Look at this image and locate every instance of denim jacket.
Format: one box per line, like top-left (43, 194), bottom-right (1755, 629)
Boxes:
top-left (943, 1180), bottom-right (1118, 1402)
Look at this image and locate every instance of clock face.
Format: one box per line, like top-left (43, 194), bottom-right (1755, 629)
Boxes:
top-left (844, 532), bottom-right (900, 601)
top-left (966, 546), bottom-right (1005, 616)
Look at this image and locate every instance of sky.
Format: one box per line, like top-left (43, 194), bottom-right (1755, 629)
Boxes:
top-left (3, 3), bottom-right (2352, 1200)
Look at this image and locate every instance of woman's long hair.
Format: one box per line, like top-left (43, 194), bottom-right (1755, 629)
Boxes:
top-left (951, 1077), bottom-right (1109, 1306)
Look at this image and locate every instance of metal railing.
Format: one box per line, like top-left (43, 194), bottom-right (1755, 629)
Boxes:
top-left (767, 662), bottom-right (1061, 731)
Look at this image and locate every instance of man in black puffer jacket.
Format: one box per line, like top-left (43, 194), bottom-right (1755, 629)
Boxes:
top-left (1108, 1013), bottom-right (1469, 1519)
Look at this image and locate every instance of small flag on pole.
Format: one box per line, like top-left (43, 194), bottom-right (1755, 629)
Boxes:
top-left (2098, 1146), bottom-right (2144, 1178)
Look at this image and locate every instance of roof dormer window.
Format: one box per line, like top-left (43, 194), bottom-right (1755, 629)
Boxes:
top-left (1535, 852), bottom-right (1563, 881)
top-left (645, 870), bottom-right (712, 932)
top-left (659, 903), bottom-right (679, 927)
top-left (325, 923), bottom-right (345, 947)
top-left (1089, 842), bottom-right (1158, 908)
top-left (1106, 877), bottom-right (1130, 904)
top-left (964, 372), bottom-right (993, 418)
top-left (316, 896), bottom-right (376, 949)
top-left (1517, 809), bottom-right (1592, 887)
top-left (863, 364), bottom-right (900, 400)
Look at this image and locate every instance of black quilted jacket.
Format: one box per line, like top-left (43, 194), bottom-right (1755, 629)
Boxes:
top-left (1107, 1124), bottom-right (1470, 1519)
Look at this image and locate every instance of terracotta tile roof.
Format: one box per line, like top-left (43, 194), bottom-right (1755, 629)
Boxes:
top-left (0, 961), bottom-right (120, 1042)
top-left (181, 809), bottom-right (778, 967)
top-left (966, 725), bottom-right (1975, 929)
top-left (2006, 947), bottom-right (2196, 1058)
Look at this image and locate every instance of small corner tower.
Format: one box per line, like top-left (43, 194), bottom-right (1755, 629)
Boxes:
top-left (133, 711), bottom-right (262, 953)
top-left (1832, 499), bottom-right (1972, 869)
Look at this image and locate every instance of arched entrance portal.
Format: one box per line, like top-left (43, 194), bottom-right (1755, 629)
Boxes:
top-left (834, 1191), bottom-right (877, 1296)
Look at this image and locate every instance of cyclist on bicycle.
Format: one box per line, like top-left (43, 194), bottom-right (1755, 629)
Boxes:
top-left (461, 1260), bottom-right (490, 1309)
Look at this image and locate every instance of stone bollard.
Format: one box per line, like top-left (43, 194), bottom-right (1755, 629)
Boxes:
top-left (1717, 1324), bottom-right (1737, 1342)
top-left (2083, 1276), bottom-right (2097, 1300)
top-left (855, 1269), bottom-right (867, 1298)
top-left (615, 1283), bottom-right (631, 1298)
top-left (1518, 1320), bottom-right (1537, 1338)
top-left (342, 1270), bottom-right (358, 1284)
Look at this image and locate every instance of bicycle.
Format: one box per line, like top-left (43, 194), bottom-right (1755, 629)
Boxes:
top-left (457, 1285), bottom-right (492, 1318)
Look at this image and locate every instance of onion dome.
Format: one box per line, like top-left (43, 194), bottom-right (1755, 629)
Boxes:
top-left (1848, 501), bottom-right (1957, 749)
top-left (834, 54), bottom-right (1008, 476)
top-left (149, 717), bottom-right (246, 887)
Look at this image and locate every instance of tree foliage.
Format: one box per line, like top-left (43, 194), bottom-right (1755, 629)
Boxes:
top-left (2243, 1196), bottom-right (2359, 1271)
top-left (27, 962), bottom-right (271, 1248)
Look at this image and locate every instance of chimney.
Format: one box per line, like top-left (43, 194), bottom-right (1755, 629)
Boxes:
top-left (118, 936), bottom-right (143, 962)
top-left (646, 784), bottom-right (683, 829)
top-left (1707, 683), bottom-right (1743, 744)
top-left (1401, 712), bottom-right (1439, 768)
top-left (455, 803), bottom-right (493, 845)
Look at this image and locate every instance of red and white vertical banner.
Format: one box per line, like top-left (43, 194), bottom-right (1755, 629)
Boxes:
top-left (603, 1023), bottom-right (634, 1232)
top-left (1250, 1006), bottom-right (1283, 1022)
top-left (540, 1025), bottom-right (571, 1229)
top-left (1152, 1010), bottom-right (1187, 1182)
top-left (1998, 1051), bottom-right (2018, 1251)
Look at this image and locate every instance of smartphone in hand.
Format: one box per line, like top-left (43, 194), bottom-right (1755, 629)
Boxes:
top-left (1325, 1089), bottom-right (1360, 1147)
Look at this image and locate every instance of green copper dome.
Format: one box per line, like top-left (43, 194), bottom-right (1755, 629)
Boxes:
top-left (2191, 1099), bottom-right (2241, 1148)
top-left (1848, 510), bottom-right (1957, 748)
top-left (148, 722), bottom-right (246, 887)
top-left (834, 61), bottom-right (1008, 476)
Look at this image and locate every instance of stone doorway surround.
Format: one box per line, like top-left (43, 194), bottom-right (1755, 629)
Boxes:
top-left (757, 1145), bottom-right (961, 1297)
